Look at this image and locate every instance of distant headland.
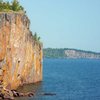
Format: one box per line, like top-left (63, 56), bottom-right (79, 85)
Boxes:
top-left (43, 48), bottom-right (100, 59)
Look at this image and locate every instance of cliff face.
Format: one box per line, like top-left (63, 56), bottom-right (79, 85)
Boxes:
top-left (0, 12), bottom-right (43, 90)
top-left (44, 48), bottom-right (100, 59)
top-left (65, 50), bottom-right (100, 59)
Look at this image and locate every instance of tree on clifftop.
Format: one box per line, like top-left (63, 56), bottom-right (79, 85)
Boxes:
top-left (33, 32), bottom-right (41, 43)
top-left (0, 0), bottom-right (24, 12)
top-left (12, 0), bottom-right (24, 11)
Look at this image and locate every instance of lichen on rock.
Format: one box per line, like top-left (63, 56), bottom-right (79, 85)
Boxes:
top-left (0, 12), bottom-right (43, 90)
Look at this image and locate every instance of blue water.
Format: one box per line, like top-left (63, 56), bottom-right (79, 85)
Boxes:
top-left (17, 58), bottom-right (100, 100)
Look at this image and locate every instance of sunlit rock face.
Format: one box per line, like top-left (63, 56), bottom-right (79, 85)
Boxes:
top-left (65, 50), bottom-right (100, 59)
top-left (0, 12), bottom-right (43, 90)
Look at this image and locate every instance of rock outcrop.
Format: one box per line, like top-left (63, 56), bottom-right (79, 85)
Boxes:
top-left (44, 48), bottom-right (100, 59)
top-left (64, 49), bottom-right (100, 59)
top-left (0, 12), bottom-right (43, 90)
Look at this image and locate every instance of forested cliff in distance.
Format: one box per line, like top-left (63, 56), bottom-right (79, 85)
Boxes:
top-left (43, 48), bottom-right (100, 59)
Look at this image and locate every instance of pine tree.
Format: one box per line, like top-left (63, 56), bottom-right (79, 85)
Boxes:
top-left (11, 0), bottom-right (24, 11)
top-left (12, 0), bottom-right (20, 11)
top-left (0, 0), bottom-right (3, 11)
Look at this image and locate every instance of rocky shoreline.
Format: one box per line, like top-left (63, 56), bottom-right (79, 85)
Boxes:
top-left (0, 80), bottom-right (35, 99)
top-left (0, 88), bottom-right (56, 99)
top-left (0, 85), bottom-right (34, 99)
top-left (0, 80), bottom-right (56, 100)
top-left (0, 89), bottom-right (34, 99)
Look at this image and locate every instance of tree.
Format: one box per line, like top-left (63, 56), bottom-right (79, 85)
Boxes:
top-left (0, 0), bottom-right (24, 12)
top-left (0, 0), bottom-right (3, 11)
top-left (33, 32), bottom-right (41, 42)
top-left (33, 32), bottom-right (38, 41)
top-left (12, 0), bottom-right (20, 11)
top-left (38, 37), bottom-right (41, 41)
top-left (5, 1), bottom-right (11, 10)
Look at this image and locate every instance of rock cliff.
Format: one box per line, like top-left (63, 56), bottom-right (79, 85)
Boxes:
top-left (64, 49), bottom-right (100, 59)
top-left (44, 48), bottom-right (100, 59)
top-left (0, 12), bottom-right (43, 90)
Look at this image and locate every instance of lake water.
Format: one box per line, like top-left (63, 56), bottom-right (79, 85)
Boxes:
top-left (16, 58), bottom-right (100, 100)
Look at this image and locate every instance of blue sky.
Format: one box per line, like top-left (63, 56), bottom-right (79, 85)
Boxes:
top-left (7, 0), bottom-right (100, 52)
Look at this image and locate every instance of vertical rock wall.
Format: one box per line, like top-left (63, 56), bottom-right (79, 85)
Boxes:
top-left (0, 12), bottom-right (43, 90)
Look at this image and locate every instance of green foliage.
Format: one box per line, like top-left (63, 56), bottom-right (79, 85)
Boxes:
top-left (32, 32), bottom-right (42, 46)
top-left (33, 32), bottom-right (38, 41)
top-left (43, 48), bottom-right (66, 58)
top-left (0, 0), bottom-right (24, 12)
top-left (12, 0), bottom-right (23, 11)
top-left (33, 32), bottom-right (41, 43)
top-left (43, 48), bottom-right (100, 58)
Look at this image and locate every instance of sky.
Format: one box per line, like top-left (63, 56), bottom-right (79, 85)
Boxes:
top-left (7, 0), bottom-right (100, 52)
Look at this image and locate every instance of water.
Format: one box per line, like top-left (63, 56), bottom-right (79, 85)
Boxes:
top-left (16, 58), bottom-right (100, 100)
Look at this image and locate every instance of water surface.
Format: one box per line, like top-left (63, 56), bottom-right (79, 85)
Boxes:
top-left (16, 58), bottom-right (100, 100)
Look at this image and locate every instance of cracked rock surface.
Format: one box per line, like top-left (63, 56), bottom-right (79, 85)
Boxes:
top-left (0, 12), bottom-right (43, 90)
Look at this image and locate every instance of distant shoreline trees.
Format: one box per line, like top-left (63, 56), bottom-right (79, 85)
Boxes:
top-left (0, 0), bottom-right (24, 12)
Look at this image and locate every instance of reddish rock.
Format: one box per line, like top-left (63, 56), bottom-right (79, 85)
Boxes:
top-left (0, 12), bottom-right (43, 90)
